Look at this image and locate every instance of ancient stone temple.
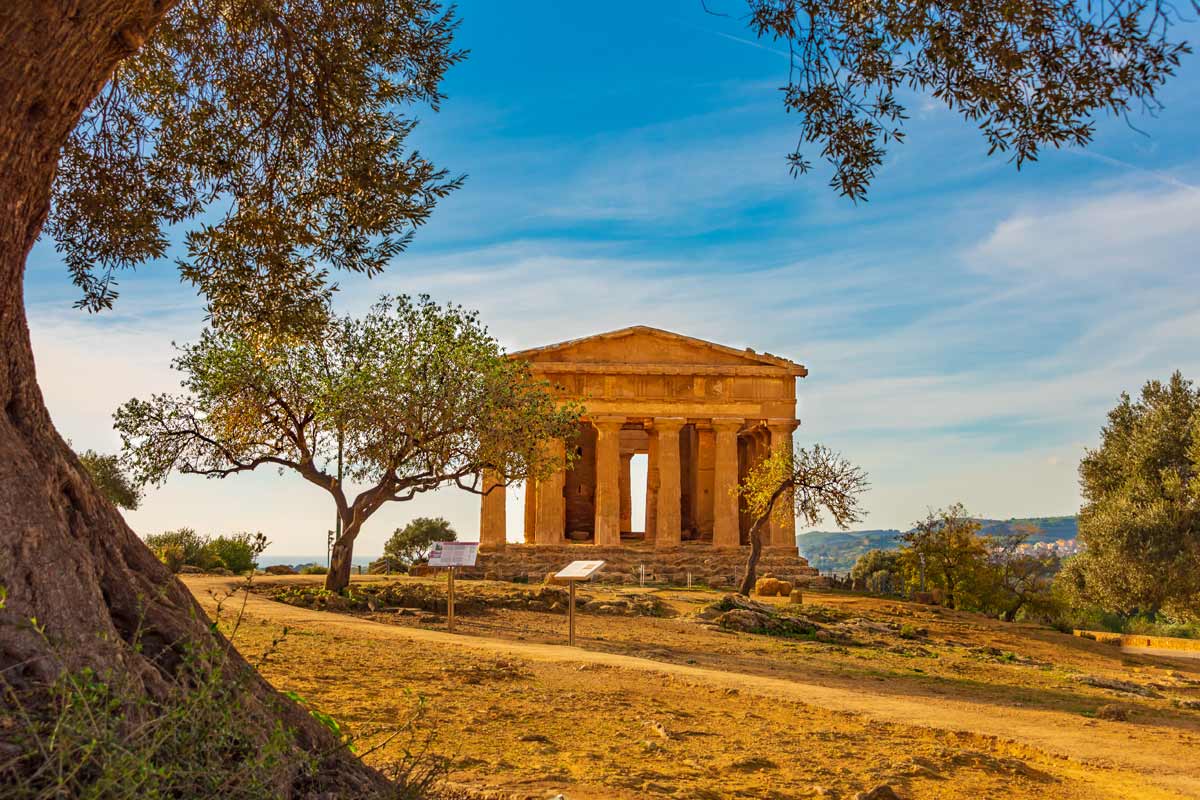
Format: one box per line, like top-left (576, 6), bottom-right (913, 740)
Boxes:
top-left (472, 326), bottom-right (820, 586)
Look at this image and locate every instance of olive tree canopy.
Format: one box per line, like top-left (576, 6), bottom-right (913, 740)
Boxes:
top-left (48, 0), bottom-right (464, 332)
top-left (740, 0), bottom-right (1195, 199)
top-left (1061, 372), bottom-right (1200, 621)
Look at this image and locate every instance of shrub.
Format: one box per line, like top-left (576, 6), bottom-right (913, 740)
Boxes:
top-left (300, 564), bottom-right (328, 575)
top-left (206, 532), bottom-right (266, 574)
top-left (144, 528), bottom-right (213, 572)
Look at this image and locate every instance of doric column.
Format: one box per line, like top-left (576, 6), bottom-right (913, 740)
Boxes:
top-left (592, 416), bottom-right (625, 547)
top-left (479, 468), bottom-right (506, 551)
top-left (645, 427), bottom-right (658, 542)
top-left (712, 417), bottom-right (743, 548)
top-left (696, 425), bottom-right (715, 535)
top-left (523, 477), bottom-right (537, 544)
top-left (653, 417), bottom-right (685, 548)
top-left (619, 453), bottom-right (633, 533)
top-left (767, 419), bottom-right (799, 548)
top-left (534, 438), bottom-right (566, 545)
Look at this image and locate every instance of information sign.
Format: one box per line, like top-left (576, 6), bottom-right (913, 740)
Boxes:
top-left (554, 560), bottom-right (605, 581)
top-left (554, 560), bottom-right (605, 646)
top-left (427, 541), bottom-right (478, 568)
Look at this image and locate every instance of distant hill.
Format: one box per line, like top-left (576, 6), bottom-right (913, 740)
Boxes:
top-left (797, 516), bottom-right (1078, 573)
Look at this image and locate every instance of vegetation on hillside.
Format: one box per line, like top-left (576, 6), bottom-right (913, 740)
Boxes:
top-left (800, 517), bottom-right (1078, 572)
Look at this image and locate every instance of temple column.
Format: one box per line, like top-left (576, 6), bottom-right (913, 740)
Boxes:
top-left (619, 453), bottom-right (633, 533)
top-left (534, 439), bottom-right (566, 545)
top-left (523, 478), bottom-right (537, 544)
top-left (645, 429), bottom-right (658, 542)
top-left (696, 425), bottom-right (715, 537)
top-left (592, 416), bottom-right (625, 547)
top-left (479, 468), bottom-right (507, 551)
top-left (653, 417), bottom-right (685, 548)
top-left (767, 419), bottom-right (799, 548)
top-left (712, 417), bottom-right (743, 549)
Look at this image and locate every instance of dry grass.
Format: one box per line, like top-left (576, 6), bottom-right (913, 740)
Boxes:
top-left (194, 575), bottom-right (1200, 800)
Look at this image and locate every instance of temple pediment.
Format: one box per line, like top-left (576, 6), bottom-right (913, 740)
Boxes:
top-left (510, 326), bottom-right (806, 377)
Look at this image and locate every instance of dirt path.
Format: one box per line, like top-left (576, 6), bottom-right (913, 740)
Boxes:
top-left (188, 576), bottom-right (1199, 799)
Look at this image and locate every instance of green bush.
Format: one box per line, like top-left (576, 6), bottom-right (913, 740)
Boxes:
top-left (144, 528), bottom-right (213, 572)
top-left (300, 564), bottom-right (328, 575)
top-left (206, 532), bottom-right (265, 574)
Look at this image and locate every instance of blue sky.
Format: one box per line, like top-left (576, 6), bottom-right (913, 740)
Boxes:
top-left (24, 1), bottom-right (1200, 556)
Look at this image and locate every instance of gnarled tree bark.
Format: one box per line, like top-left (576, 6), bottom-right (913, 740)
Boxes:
top-left (0, 2), bottom-right (386, 791)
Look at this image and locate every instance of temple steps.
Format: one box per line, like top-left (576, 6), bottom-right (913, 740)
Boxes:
top-left (456, 543), bottom-right (819, 588)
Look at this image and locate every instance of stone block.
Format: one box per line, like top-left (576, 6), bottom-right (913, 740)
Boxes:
top-left (755, 577), bottom-right (783, 597)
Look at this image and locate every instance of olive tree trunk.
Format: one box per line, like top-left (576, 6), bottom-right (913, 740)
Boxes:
top-left (0, 3), bottom-right (384, 790)
top-left (325, 519), bottom-right (363, 593)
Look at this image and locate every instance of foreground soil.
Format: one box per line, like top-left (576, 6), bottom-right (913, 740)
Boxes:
top-left (184, 575), bottom-right (1200, 800)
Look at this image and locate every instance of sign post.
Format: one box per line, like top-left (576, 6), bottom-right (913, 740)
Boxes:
top-left (447, 565), bottom-right (456, 632)
top-left (427, 542), bottom-right (479, 634)
top-left (553, 560), bottom-right (605, 646)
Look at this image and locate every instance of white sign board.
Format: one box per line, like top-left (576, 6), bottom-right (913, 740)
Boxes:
top-left (555, 560), bottom-right (606, 581)
top-left (427, 541), bottom-right (478, 568)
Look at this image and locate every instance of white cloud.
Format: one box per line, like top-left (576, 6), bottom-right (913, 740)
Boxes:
top-left (968, 186), bottom-right (1200, 281)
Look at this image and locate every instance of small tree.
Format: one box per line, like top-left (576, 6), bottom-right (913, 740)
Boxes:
top-left (900, 504), bottom-right (990, 610)
top-left (76, 449), bottom-right (142, 511)
top-left (1060, 372), bottom-right (1200, 622)
top-left (736, 445), bottom-right (868, 595)
top-left (383, 518), bottom-right (457, 569)
top-left (850, 549), bottom-right (903, 596)
top-left (983, 529), bottom-right (1059, 622)
top-left (117, 295), bottom-right (582, 592)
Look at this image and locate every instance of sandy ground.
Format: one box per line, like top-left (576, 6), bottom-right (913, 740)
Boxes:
top-left (184, 575), bottom-right (1200, 800)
